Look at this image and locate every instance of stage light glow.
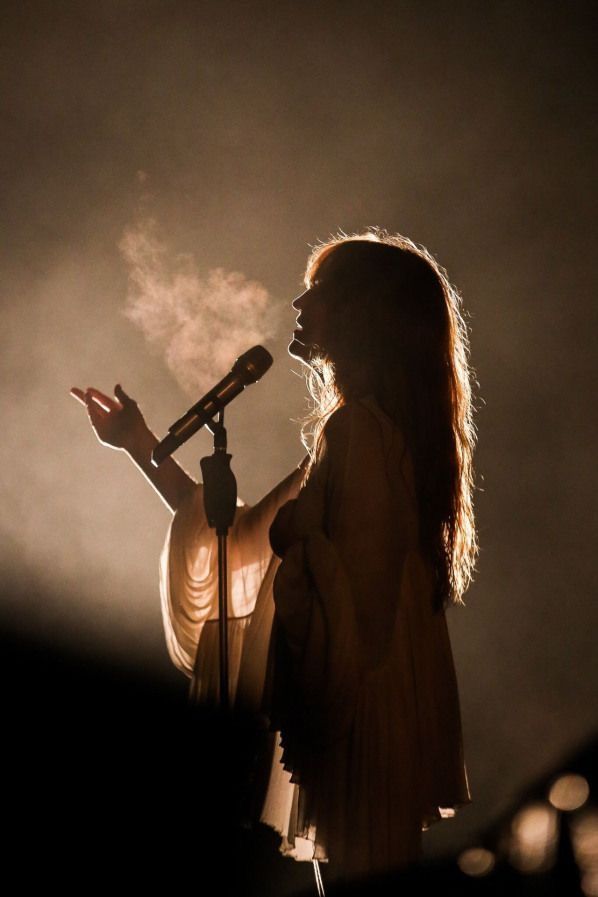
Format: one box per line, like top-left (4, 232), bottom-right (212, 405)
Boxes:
top-left (549, 773), bottom-right (590, 811)
top-left (508, 801), bottom-right (559, 873)
top-left (581, 871), bottom-right (598, 897)
top-left (570, 808), bottom-right (598, 893)
top-left (457, 846), bottom-right (495, 876)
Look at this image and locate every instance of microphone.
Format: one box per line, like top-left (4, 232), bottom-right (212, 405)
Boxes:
top-left (151, 345), bottom-right (273, 467)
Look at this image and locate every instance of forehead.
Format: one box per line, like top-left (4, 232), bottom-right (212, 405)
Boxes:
top-left (305, 248), bottom-right (339, 287)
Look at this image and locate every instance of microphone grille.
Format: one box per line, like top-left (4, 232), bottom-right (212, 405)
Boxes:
top-left (234, 345), bottom-right (273, 384)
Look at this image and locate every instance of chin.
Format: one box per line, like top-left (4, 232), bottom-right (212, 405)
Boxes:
top-left (287, 337), bottom-right (309, 362)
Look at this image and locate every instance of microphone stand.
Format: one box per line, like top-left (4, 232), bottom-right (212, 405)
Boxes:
top-left (183, 409), bottom-right (328, 896)
top-left (188, 409), bottom-right (237, 713)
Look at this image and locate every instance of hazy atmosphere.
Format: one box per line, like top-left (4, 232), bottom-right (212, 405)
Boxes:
top-left (1, 0), bottom-right (595, 863)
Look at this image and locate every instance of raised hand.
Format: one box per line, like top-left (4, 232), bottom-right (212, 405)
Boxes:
top-left (70, 384), bottom-right (148, 452)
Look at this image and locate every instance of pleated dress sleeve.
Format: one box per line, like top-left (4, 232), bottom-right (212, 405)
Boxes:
top-left (159, 458), bottom-right (309, 694)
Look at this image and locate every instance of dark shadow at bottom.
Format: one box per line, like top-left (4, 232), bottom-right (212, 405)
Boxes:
top-left (2, 618), bottom-right (594, 896)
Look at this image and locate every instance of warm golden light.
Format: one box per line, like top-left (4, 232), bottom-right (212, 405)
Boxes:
top-left (457, 847), bottom-right (496, 876)
top-left (570, 808), bottom-right (598, 894)
top-left (581, 872), bottom-right (598, 897)
top-left (549, 773), bottom-right (590, 811)
top-left (508, 801), bottom-right (559, 873)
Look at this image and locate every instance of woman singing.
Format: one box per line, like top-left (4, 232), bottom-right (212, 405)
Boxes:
top-left (71, 229), bottom-right (479, 892)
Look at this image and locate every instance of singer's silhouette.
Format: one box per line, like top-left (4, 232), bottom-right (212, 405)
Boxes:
top-left (71, 230), bottom-right (479, 891)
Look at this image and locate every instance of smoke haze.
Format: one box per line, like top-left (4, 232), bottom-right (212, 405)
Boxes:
top-left (120, 216), bottom-right (278, 396)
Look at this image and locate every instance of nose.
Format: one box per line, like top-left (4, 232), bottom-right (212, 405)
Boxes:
top-left (292, 289), bottom-right (309, 311)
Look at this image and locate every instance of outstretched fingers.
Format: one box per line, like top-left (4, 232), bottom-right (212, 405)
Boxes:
top-left (114, 384), bottom-right (135, 406)
top-left (70, 387), bottom-right (87, 406)
top-left (85, 387), bottom-right (122, 413)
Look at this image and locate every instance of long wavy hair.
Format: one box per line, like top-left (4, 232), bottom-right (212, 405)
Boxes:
top-left (296, 228), bottom-right (479, 611)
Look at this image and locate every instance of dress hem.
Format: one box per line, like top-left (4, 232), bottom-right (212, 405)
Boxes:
top-left (256, 796), bottom-right (473, 864)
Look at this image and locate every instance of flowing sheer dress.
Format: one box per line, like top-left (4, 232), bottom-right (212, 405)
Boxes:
top-left (159, 394), bottom-right (472, 882)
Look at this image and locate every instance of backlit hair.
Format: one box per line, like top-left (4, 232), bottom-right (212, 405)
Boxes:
top-left (297, 227), bottom-right (479, 611)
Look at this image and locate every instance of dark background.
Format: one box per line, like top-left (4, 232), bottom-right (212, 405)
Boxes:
top-left (1, 0), bottom-right (596, 885)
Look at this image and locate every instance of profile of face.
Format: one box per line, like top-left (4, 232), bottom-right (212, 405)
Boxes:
top-left (287, 278), bottom-right (331, 364)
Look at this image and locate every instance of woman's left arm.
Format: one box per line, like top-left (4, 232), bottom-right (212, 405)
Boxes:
top-left (271, 400), bottom-right (417, 729)
top-left (323, 402), bottom-right (417, 660)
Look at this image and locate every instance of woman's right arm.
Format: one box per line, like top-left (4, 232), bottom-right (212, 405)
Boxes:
top-left (70, 384), bottom-right (196, 514)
